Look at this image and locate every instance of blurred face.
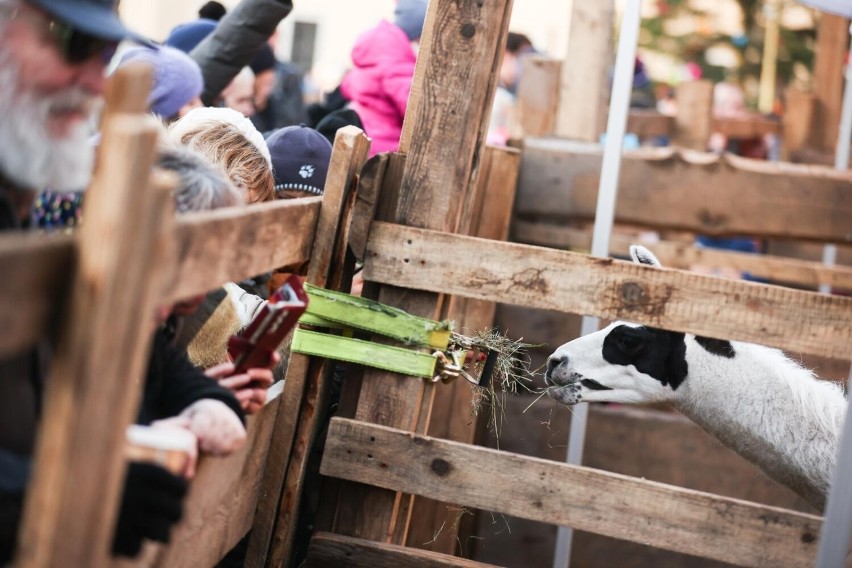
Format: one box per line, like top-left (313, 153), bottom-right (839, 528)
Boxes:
top-left (221, 71), bottom-right (255, 118)
top-left (0, 4), bottom-right (112, 190)
top-left (253, 69), bottom-right (275, 112)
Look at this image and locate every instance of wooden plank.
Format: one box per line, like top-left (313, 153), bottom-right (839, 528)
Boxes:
top-left (673, 80), bottom-right (713, 150)
top-left (406, 146), bottom-right (521, 555)
top-left (627, 109), bottom-right (674, 139)
top-left (0, 233), bottom-right (74, 357)
top-left (712, 115), bottom-right (781, 139)
top-left (515, 56), bottom-right (560, 138)
top-left (151, 382), bottom-right (284, 567)
top-left (516, 140), bottom-right (852, 242)
top-left (554, 0), bottom-right (613, 141)
top-left (512, 221), bottom-right (852, 291)
top-left (17, 115), bottom-right (173, 568)
top-left (165, 197), bottom-right (321, 302)
top-left (322, 418), bottom-right (823, 568)
top-left (246, 127), bottom-right (370, 568)
top-left (334, 0), bottom-right (515, 546)
top-left (363, 222), bottom-right (852, 359)
top-left (348, 153), bottom-right (390, 263)
top-left (782, 88), bottom-right (815, 161)
top-left (809, 14), bottom-right (850, 153)
top-left (304, 532), bottom-right (498, 568)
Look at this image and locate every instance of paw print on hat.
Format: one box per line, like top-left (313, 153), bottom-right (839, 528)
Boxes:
top-left (267, 125), bottom-right (333, 197)
top-left (299, 165), bottom-right (315, 179)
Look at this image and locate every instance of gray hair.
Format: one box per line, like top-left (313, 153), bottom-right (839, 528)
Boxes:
top-left (156, 145), bottom-right (244, 213)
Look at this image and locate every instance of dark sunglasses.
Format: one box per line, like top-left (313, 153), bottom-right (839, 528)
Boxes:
top-left (6, 7), bottom-right (118, 64)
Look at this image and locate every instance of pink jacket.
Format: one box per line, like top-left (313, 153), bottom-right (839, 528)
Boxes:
top-left (341, 20), bottom-right (416, 156)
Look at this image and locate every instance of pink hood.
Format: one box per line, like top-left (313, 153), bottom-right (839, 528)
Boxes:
top-left (341, 20), bottom-right (417, 156)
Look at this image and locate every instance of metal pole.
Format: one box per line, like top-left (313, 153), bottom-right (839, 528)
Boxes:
top-left (814, 26), bottom-right (852, 568)
top-left (552, 1), bottom-right (643, 566)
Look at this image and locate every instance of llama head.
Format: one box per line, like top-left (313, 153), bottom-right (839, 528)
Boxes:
top-left (545, 245), bottom-right (690, 405)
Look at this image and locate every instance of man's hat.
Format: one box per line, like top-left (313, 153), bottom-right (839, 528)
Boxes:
top-left (25, 0), bottom-right (149, 44)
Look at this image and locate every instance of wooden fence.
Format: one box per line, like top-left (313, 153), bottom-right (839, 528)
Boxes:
top-left (8, 2), bottom-right (852, 568)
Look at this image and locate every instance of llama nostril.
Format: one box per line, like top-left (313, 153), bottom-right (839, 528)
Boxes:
top-left (547, 355), bottom-right (568, 373)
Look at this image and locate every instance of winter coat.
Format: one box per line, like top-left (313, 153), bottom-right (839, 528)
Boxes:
top-left (340, 20), bottom-right (417, 156)
top-left (190, 0), bottom-right (293, 106)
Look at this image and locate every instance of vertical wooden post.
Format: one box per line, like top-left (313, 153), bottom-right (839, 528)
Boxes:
top-left (16, 114), bottom-right (174, 568)
top-left (404, 146), bottom-right (522, 554)
top-left (515, 57), bottom-right (562, 138)
top-left (809, 13), bottom-right (850, 153)
top-left (245, 127), bottom-right (371, 567)
top-left (554, 0), bottom-right (614, 142)
top-left (333, 0), bottom-right (515, 546)
top-left (782, 87), bottom-right (816, 160)
top-left (673, 80), bottom-right (714, 151)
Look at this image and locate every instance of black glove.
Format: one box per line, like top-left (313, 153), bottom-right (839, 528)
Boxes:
top-left (111, 462), bottom-right (188, 558)
top-left (0, 490), bottom-right (23, 566)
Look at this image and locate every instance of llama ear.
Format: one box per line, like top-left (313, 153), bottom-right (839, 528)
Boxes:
top-left (630, 245), bottom-right (663, 268)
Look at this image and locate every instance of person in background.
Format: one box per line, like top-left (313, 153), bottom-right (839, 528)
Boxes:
top-left (267, 124), bottom-right (333, 199)
top-left (340, 0), bottom-right (428, 156)
top-left (198, 0), bottom-right (227, 21)
top-left (170, 106), bottom-right (275, 204)
top-left (488, 31), bottom-right (535, 145)
top-left (116, 45), bottom-right (204, 123)
top-left (249, 44), bottom-right (278, 126)
top-left (220, 66), bottom-right (257, 118)
top-left (0, 0), bottom-right (195, 560)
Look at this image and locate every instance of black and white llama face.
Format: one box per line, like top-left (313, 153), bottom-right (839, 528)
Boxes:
top-left (545, 321), bottom-right (688, 405)
top-left (545, 245), bottom-right (690, 405)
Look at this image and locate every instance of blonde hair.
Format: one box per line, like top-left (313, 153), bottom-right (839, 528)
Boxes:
top-left (172, 122), bottom-right (275, 203)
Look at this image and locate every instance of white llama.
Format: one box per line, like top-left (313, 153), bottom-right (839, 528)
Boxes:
top-left (545, 245), bottom-right (846, 509)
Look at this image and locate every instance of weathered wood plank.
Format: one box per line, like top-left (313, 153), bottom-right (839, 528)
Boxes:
top-left (515, 56), bottom-right (560, 138)
top-left (17, 115), bottom-right (172, 568)
top-left (363, 222), bottom-right (852, 359)
top-left (334, 0), bottom-right (515, 546)
top-left (246, 127), bottom-right (370, 568)
top-left (0, 233), bottom-right (74, 357)
top-left (809, 13), bottom-right (850, 153)
top-left (516, 140), bottom-right (852, 242)
top-left (322, 418), bottom-right (823, 568)
top-left (512, 220), bottom-right (852, 291)
top-left (348, 153), bottom-right (390, 263)
top-left (152, 382), bottom-right (284, 567)
top-left (554, 0), bottom-right (613, 141)
top-left (304, 532), bottom-right (498, 568)
top-left (406, 146), bottom-right (521, 554)
top-left (165, 197), bottom-right (321, 302)
top-left (673, 80), bottom-right (713, 150)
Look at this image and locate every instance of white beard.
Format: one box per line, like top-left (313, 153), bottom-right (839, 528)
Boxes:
top-left (0, 49), bottom-right (97, 192)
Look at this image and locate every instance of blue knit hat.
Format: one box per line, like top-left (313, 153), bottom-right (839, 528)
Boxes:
top-left (165, 18), bottom-right (217, 53)
top-left (117, 46), bottom-right (203, 119)
top-left (394, 0), bottom-right (429, 41)
top-left (266, 125), bottom-right (333, 196)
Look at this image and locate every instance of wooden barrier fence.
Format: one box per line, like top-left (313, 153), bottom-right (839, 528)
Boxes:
top-left (6, 2), bottom-right (852, 568)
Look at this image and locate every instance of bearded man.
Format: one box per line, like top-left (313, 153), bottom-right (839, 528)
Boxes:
top-left (0, 1), bottom-right (201, 562)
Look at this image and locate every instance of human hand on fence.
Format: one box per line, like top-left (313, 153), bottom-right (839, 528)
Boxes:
top-left (205, 352), bottom-right (280, 415)
top-left (146, 417), bottom-right (200, 479)
top-left (177, 399), bottom-right (247, 456)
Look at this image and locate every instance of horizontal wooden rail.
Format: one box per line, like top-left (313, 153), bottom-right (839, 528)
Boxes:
top-left (517, 139), bottom-right (852, 242)
top-left (363, 222), bottom-right (852, 359)
top-left (322, 418), bottom-right (823, 568)
top-left (0, 198), bottom-right (320, 358)
top-left (625, 111), bottom-right (781, 140)
top-left (164, 197), bottom-right (321, 302)
top-left (513, 220), bottom-right (852, 290)
top-left (303, 532), bottom-right (497, 568)
top-left (0, 233), bottom-right (74, 357)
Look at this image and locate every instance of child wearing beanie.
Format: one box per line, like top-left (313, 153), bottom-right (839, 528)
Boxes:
top-left (266, 125), bottom-right (333, 199)
top-left (339, 0), bottom-right (428, 156)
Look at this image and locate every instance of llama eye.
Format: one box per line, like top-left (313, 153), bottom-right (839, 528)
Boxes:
top-left (618, 335), bottom-right (643, 353)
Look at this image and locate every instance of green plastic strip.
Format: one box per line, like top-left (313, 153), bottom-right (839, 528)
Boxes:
top-left (291, 328), bottom-right (438, 378)
top-left (302, 283), bottom-right (452, 349)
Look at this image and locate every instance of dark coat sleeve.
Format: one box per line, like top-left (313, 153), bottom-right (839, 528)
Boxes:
top-left (189, 0), bottom-right (294, 105)
top-left (143, 331), bottom-right (246, 425)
